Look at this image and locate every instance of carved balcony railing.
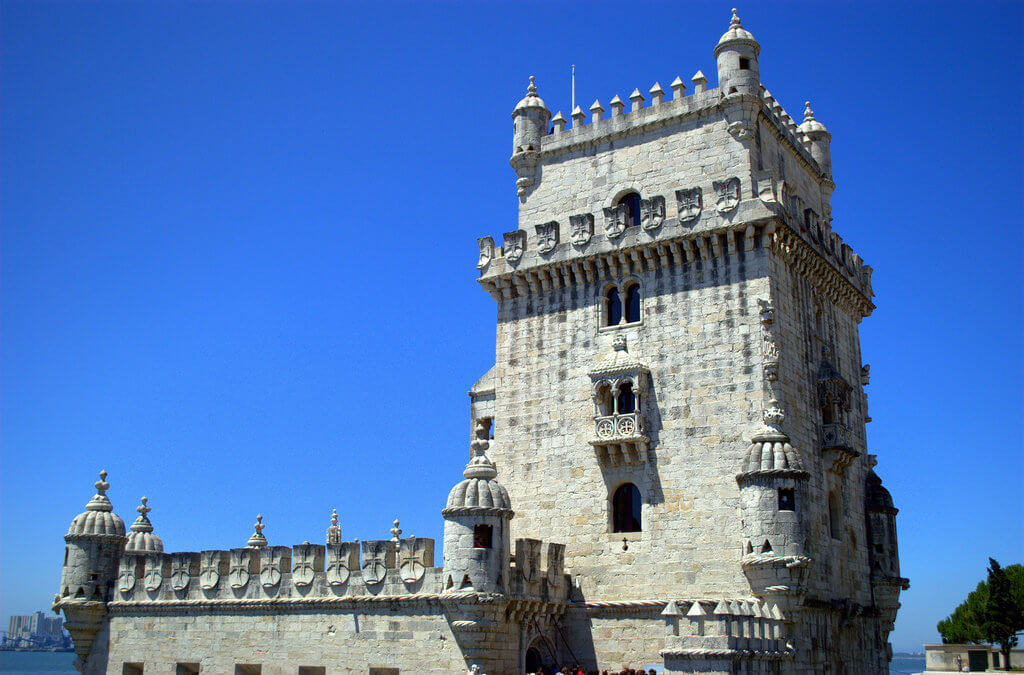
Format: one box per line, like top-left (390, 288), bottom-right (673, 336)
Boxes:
top-left (589, 412), bottom-right (649, 466)
top-left (821, 423), bottom-right (859, 475)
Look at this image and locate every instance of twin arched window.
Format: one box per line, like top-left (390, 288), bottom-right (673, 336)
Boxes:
top-left (603, 282), bottom-right (641, 327)
top-left (612, 483), bottom-right (642, 533)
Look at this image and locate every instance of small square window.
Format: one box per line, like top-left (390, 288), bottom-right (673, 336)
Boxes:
top-left (777, 488), bottom-right (795, 511)
top-left (123, 665), bottom-right (144, 675)
top-left (176, 665), bottom-right (200, 675)
top-left (739, 57), bottom-right (751, 70)
top-left (235, 666), bottom-right (261, 675)
top-left (298, 668), bottom-right (326, 675)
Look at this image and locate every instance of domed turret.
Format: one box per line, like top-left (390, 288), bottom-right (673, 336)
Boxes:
top-left (715, 9), bottom-right (760, 96)
top-left (55, 471), bottom-right (128, 669)
top-left (799, 101), bottom-right (832, 177)
top-left (124, 497), bottom-right (163, 555)
top-left (441, 440), bottom-right (513, 594)
top-left (510, 76), bottom-right (550, 197)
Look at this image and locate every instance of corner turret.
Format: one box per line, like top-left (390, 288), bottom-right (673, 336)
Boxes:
top-left (54, 471), bottom-right (126, 670)
top-left (714, 8), bottom-right (760, 96)
top-left (510, 76), bottom-right (550, 198)
top-left (441, 439), bottom-right (512, 594)
top-left (799, 101), bottom-right (832, 177)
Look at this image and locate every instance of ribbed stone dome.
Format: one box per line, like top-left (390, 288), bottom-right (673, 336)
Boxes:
top-left (443, 446), bottom-right (512, 513)
top-left (715, 9), bottom-right (760, 57)
top-left (798, 102), bottom-right (828, 135)
top-left (739, 429), bottom-right (807, 475)
top-left (512, 76), bottom-right (549, 115)
top-left (866, 470), bottom-right (895, 512)
top-left (124, 497), bottom-right (163, 554)
top-left (66, 471), bottom-right (126, 538)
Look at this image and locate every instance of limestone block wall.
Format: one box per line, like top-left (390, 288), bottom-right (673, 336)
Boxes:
top-left (487, 249), bottom-right (771, 601)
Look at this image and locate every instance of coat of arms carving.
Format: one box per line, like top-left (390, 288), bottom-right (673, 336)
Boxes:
top-left (398, 537), bottom-right (434, 584)
top-left (535, 221), bottom-right (559, 254)
top-left (326, 543), bottom-right (357, 587)
top-left (361, 540), bottom-right (392, 585)
top-left (229, 549), bottom-right (251, 590)
top-left (640, 196), bottom-right (666, 231)
top-left (170, 554), bottom-right (191, 592)
top-left (516, 538), bottom-right (541, 583)
top-left (569, 213), bottom-right (594, 247)
top-left (476, 236), bottom-right (494, 270)
top-left (503, 230), bottom-right (526, 264)
top-left (260, 548), bottom-right (285, 589)
top-left (199, 551), bottom-right (222, 590)
top-left (675, 187), bottom-right (703, 224)
top-left (603, 205), bottom-right (627, 239)
top-left (144, 554), bottom-right (163, 592)
top-left (713, 177), bottom-right (741, 214)
top-left (117, 556), bottom-right (137, 593)
top-left (292, 544), bottom-right (319, 589)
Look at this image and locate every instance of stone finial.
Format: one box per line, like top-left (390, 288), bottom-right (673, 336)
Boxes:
top-left (390, 519), bottom-right (402, 541)
top-left (247, 514), bottom-right (267, 548)
top-left (85, 470), bottom-right (114, 512)
top-left (629, 88), bottom-right (644, 112)
top-left (649, 82), bottom-right (665, 106)
top-left (129, 497), bottom-right (153, 533)
top-left (692, 71), bottom-right (708, 94)
top-left (590, 99), bottom-right (605, 121)
top-left (326, 508), bottom-right (341, 545)
top-left (803, 101), bottom-right (815, 122)
top-left (730, 7), bottom-right (742, 29)
top-left (686, 601), bottom-right (707, 617)
top-left (527, 75), bottom-right (537, 95)
top-left (551, 111), bottom-right (567, 132)
top-left (661, 599), bottom-right (683, 617)
top-left (571, 105), bottom-right (585, 127)
top-left (609, 95), bottom-right (624, 117)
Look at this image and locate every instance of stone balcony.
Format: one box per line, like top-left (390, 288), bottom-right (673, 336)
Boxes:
top-left (821, 423), bottom-right (859, 474)
top-left (589, 412), bottom-right (649, 466)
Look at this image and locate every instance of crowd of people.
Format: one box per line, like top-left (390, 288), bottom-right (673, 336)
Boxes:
top-left (529, 668), bottom-right (659, 675)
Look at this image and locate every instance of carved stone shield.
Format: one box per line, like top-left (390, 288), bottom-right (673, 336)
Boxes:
top-left (569, 213), bottom-right (594, 247)
top-left (144, 554), bottom-right (163, 592)
top-left (398, 538), bottom-right (434, 584)
top-left (713, 177), bottom-right (741, 213)
top-left (476, 236), bottom-right (494, 270)
top-left (199, 551), bottom-right (221, 590)
top-left (640, 196), bottom-right (666, 231)
top-left (260, 549), bottom-right (283, 589)
top-left (326, 542), bottom-right (356, 586)
top-left (117, 556), bottom-right (137, 593)
top-left (675, 187), bottom-right (703, 223)
top-left (503, 230), bottom-right (525, 264)
top-left (603, 205), bottom-right (627, 238)
top-left (292, 545), bottom-right (316, 588)
top-left (326, 557), bottom-right (350, 586)
top-left (516, 538), bottom-right (541, 582)
top-left (170, 555), bottom-right (190, 592)
top-left (534, 221), bottom-right (559, 254)
top-left (229, 550), bottom-right (250, 589)
top-left (362, 541), bottom-right (389, 585)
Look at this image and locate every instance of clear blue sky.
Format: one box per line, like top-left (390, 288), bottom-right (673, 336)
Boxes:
top-left (2, 0), bottom-right (1021, 653)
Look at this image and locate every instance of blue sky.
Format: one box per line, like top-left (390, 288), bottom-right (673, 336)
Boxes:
top-left (2, 0), bottom-right (1021, 653)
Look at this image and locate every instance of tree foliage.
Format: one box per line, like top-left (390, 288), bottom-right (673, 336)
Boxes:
top-left (937, 558), bottom-right (1024, 664)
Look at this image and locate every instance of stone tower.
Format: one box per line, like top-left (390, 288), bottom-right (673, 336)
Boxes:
top-left (472, 8), bottom-right (906, 672)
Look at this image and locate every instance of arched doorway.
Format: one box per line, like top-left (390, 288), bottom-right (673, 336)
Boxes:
top-left (524, 635), bottom-right (556, 674)
top-left (524, 647), bottom-right (543, 674)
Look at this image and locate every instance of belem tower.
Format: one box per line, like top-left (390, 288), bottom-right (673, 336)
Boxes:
top-left (53, 10), bottom-right (908, 674)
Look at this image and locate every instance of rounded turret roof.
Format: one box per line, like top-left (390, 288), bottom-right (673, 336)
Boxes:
top-left (798, 101), bottom-right (829, 135)
top-left (66, 471), bottom-right (126, 538)
top-left (866, 470), bottom-right (895, 512)
top-left (444, 444), bottom-right (512, 514)
top-left (715, 9), bottom-right (760, 57)
top-left (739, 428), bottom-right (807, 477)
top-left (124, 496), bottom-right (163, 554)
top-left (512, 76), bottom-right (550, 116)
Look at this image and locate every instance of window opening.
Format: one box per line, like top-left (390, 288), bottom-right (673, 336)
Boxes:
top-left (473, 524), bottom-right (493, 549)
top-left (739, 57), bottom-right (751, 70)
top-left (123, 666), bottom-right (144, 675)
top-left (612, 483), bottom-right (642, 533)
top-left (778, 488), bottom-right (795, 511)
top-left (176, 665), bottom-right (201, 675)
top-left (617, 192), bottom-right (641, 228)
top-left (617, 382), bottom-right (636, 414)
top-left (623, 283), bottom-right (641, 323)
top-left (595, 384), bottom-right (614, 416)
top-left (604, 286), bottom-right (622, 326)
top-left (64, 547), bottom-right (69, 566)
top-left (828, 491), bottom-right (842, 540)
top-left (298, 669), bottom-right (325, 675)
top-left (234, 666), bottom-right (261, 675)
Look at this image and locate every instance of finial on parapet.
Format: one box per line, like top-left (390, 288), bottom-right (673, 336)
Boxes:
top-left (571, 105), bottom-right (585, 127)
top-left (803, 101), bottom-right (815, 121)
top-left (247, 514), bottom-right (267, 548)
top-left (130, 497), bottom-right (153, 533)
top-left (609, 95), bottom-right (624, 117)
top-left (326, 509), bottom-right (341, 545)
top-left (590, 99), bottom-right (605, 121)
top-left (390, 519), bottom-right (402, 541)
top-left (692, 71), bottom-right (708, 94)
top-left (730, 7), bottom-right (742, 29)
top-left (629, 88), bottom-right (644, 112)
top-left (551, 111), bottom-right (567, 132)
top-left (527, 75), bottom-right (537, 96)
top-left (669, 77), bottom-right (686, 100)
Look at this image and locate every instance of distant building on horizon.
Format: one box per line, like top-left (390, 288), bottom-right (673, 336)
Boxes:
top-left (3, 610), bottom-right (69, 650)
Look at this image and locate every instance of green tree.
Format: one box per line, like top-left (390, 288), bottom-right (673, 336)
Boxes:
top-left (937, 559), bottom-right (1024, 669)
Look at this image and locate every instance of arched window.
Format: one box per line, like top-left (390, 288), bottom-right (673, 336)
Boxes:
top-left (820, 402), bottom-right (834, 425)
top-left (604, 286), bottom-right (622, 326)
top-left (473, 524), bottom-right (493, 548)
top-left (828, 491), bottom-right (842, 540)
top-left (623, 282), bottom-right (641, 323)
top-left (595, 383), bottom-right (614, 416)
top-left (617, 381), bottom-right (635, 414)
top-left (617, 192), bottom-right (641, 229)
top-left (612, 483), bottom-right (642, 533)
